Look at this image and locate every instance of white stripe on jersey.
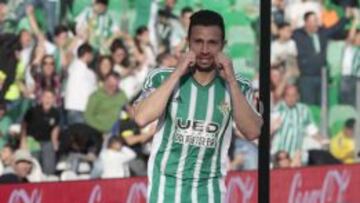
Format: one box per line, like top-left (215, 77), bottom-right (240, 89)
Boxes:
top-left (175, 84), bottom-right (198, 203)
top-left (191, 85), bottom-right (215, 203)
top-left (157, 84), bottom-right (180, 203)
top-left (208, 91), bottom-right (231, 203)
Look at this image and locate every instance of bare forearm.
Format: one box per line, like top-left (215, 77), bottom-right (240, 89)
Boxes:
top-left (51, 126), bottom-right (59, 143)
top-left (228, 81), bottom-right (262, 140)
top-left (135, 70), bottom-right (182, 127)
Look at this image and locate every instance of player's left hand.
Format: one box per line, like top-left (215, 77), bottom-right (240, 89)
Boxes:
top-left (215, 53), bottom-right (236, 84)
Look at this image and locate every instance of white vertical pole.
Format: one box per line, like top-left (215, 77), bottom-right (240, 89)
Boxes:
top-left (355, 79), bottom-right (360, 162)
top-left (321, 67), bottom-right (328, 137)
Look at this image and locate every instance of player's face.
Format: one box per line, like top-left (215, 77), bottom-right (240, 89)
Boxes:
top-left (188, 25), bottom-right (224, 71)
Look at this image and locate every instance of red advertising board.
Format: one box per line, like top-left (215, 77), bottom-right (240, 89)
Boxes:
top-left (0, 164), bottom-right (359, 203)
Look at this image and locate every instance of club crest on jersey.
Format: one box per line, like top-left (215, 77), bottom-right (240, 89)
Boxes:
top-left (218, 101), bottom-right (231, 116)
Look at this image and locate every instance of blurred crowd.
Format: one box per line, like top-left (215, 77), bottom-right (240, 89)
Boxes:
top-left (0, 0), bottom-right (358, 184)
top-left (0, 0), bottom-right (262, 183)
top-left (271, 0), bottom-right (360, 168)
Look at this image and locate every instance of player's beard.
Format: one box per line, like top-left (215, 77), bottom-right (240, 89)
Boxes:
top-left (194, 59), bottom-right (215, 72)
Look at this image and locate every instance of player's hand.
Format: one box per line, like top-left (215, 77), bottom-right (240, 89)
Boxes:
top-left (175, 51), bottom-right (196, 76)
top-left (215, 52), bottom-right (236, 83)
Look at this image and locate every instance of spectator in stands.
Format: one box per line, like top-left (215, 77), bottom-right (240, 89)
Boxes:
top-left (0, 144), bottom-right (15, 175)
top-left (0, 149), bottom-right (33, 184)
top-left (271, 22), bottom-right (298, 66)
top-left (0, 33), bottom-right (22, 102)
top-left (95, 55), bottom-right (114, 85)
top-left (293, 11), bottom-right (352, 105)
top-left (64, 43), bottom-right (97, 125)
top-left (231, 135), bottom-right (258, 170)
top-left (163, 0), bottom-right (178, 20)
top-left (75, 0), bottom-right (119, 54)
top-left (0, 2), bottom-right (6, 33)
top-left (31, 55), bottom-right (62, 107)
top-left (85, 72), bottom-right (128, 133)
top-left (156, 52), bottom-right (178, 68)
top-left (110, 38), bottom-right (131, 78)
top-left (50, 25), bottom-right (75, 74)
top-left (330, 118), bottom-right (356, 164)
top-left (284, 0), bottom-right (322, 29)
top-left (340, 17), bottom-right (360, 106)
top-left (3, 30), bottom-right (31, 117)
top-left (273, 150), bottom-right (302, 168)
top-left (271, 0), bottom-right (285, 27)
top-left (270, 64), bottom-right (295, 106)
top-left (98, 136), bottom-right (136, 179)
top-left (271, 85), bottom-right (314, 159)
top-left (154, 9), bottom-right (174, 54)
top-left (58, 123), bottom-right (102, 173)
top-left (0, 70), bottom-right (5, 96)
top-left (170, 7), bottom-right (193, 55)
top-left (134, 26), bottom-right (156, 70)
top-left (26, 10), bottom-right (76, 75)
top-left (0, 101), bottom-right (11, 149)
top-left (119, 29), bottom-right (153, 99)
top-left (301, 124), bottom-right (329, 164)
top-left (20, 89), bottom-right (60, 175)
top-left (111, 104), bottom-right (155, 176)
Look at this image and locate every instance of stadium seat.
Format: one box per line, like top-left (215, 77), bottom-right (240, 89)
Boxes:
top-left (328, 105), bottom-right (357, 136)
top-left (309, 105), bottom-right (321, 126)
top-left (71, 0), bottom-right (92, 18)
top-left (132, 0), bottom-right (152, 34)
top-left (61, 170), bottom-right (78, 181)
top-left (201, 0), bottom-right (231, 14)
top-left (326, 40), bottom-right (345, 79)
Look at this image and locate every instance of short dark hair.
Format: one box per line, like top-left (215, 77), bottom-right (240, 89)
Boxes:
top-left (107, 136), bottom-right (123, 148)
top-left (2, 143), bottom-right (16, 152)
top-left (278, 22), bottom-right (291, 30)
top-left (135, 26), bottom-right (148, 36)
top-left (54, 25), bottom-right (68, 37)
top-left (42, 87), bottom-right (55, 96)
top-left (304, 11), bottom-right (316, 22)
top-left (77, 43), bottom-right (93, 58)
top-left (95, 0), bottom-right (108, 6)
top-left (105, 71), bottom-right (120, 80)
top-left (188, 10), bottom-right (225, 40)
top-left (345, 118), bottom-right (356, 130)
top-left (181, 6), bottom-right (193, 16)
top-left (110, 38), bottom-right (130, 67)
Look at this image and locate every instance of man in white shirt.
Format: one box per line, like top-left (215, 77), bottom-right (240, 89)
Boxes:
top-left (65, 43), bottom-right (97, 125)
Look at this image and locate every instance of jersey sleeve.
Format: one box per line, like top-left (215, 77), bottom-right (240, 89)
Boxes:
top-left (236, 74), bottom-right (260, 115)
top-left (136, 67), bottom-right (174, 103)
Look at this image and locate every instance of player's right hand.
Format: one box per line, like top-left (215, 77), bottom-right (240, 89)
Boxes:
top-left (175, 51), bottom-right (196, 76)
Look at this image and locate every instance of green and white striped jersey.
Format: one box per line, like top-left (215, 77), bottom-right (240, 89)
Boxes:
top-left (351, 47), bottom-right (360, 77)
top-left (75, 7), bottom-right (119, 54)
top-left (140, 67), bottom-right (256, 203)
top-left (271, 101), bottom-right (313, 158)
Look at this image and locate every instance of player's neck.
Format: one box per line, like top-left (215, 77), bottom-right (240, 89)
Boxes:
top-left (192, 70), bottom-right (216, 86)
